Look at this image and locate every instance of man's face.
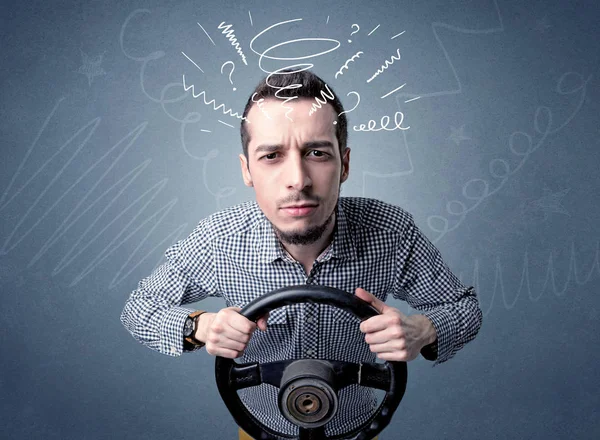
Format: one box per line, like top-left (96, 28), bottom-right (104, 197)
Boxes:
top-left (240, 98), bottom-right (350, 246)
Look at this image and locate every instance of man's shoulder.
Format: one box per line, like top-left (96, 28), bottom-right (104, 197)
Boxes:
top-left (198, 200), bottom-right (264, 238)
top-left (339, 196), bottom-right (414, 233)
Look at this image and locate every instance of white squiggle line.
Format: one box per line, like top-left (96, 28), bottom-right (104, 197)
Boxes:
top-left (472, 241), bottom-right (600, 316)
top-left (31, 159), bottom-right (151, 268)
top-left (367, 48), bottom-right (401, 83)
top-left (1, 116), bottom-right (101, 253)
top-left (248, 19), bottom-right (340, 121)
top-left (181, 51), bottom-right (204, 73)
top-left (67, 185), bottom-right (176, 286)
top-left (57, 171), bottom-right (166, 276)
top-left (368, 24), bottom-right (380, 36)
top-left (335, 51), bottom-right (363, 79)
top-left (27, 122), bottom-right (149, 266)
top-left (326, 16), bottom-right (330, 25)
top-left (217, 21), bottom-right (248, 65)
top-left (427, 72), bottom-right (591, 244)
top-left (0, 97), bottom-right (65, 212)
top-left (248, 11), bottom-right (253, 27)
top-left (182, 74), bottom-right (248, 121)
top-left (251, 92), bottom-right (271, 119)
top-left (197, 23), bottom-right (215, 46)
top-left (391, 31), bottom-right (405, 39)
top-left (404, 96), bottom-right (421, 103)
top-left (110, 221), bottom-right (189, 289)
top-left (308, 84), bottom-right (335, 116)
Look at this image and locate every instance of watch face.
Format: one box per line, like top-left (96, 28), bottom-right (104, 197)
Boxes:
top-left (183, 317), bottom-right (194, 337)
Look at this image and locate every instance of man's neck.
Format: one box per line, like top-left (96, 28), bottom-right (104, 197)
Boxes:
top-left (280, 213), bottom-right (336, 269)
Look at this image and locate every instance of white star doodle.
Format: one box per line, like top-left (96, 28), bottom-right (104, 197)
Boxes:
top-left (76, 49), bottom-right (107, 86)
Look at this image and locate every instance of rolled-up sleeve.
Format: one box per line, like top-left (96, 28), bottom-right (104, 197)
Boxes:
top-left (120, 220), bottom-right (219, 357)
top-left (393, 214), bottom-right (483, 366)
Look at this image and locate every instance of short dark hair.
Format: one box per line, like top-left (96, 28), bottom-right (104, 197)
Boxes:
top-left (240, 69), bottom-right (348, 160)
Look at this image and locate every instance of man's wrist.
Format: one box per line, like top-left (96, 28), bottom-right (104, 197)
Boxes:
top-left (194, 312), bottom-right (212, 343)
top-left (418, 315), bottom-right (438, 361)
top-left (184, 310), bottom-right (206, 347)
top-left (420, 315), bottom-right (437, 347)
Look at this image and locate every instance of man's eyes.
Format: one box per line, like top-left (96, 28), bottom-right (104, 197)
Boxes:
top-left (260, 150), bottom-right (329, 160)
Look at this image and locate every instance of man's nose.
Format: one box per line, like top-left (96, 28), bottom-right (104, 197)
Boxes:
top-left (285, 155), bottom-right (312, 191)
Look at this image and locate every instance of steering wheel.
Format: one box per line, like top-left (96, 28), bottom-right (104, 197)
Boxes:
top-left (215, 285), bottom-right (408, 440)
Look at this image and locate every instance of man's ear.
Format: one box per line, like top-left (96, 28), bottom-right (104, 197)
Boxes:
top-left (340, 147), bottom-right (350, 183)
top-left (239, 154), bottom-right (253, 187)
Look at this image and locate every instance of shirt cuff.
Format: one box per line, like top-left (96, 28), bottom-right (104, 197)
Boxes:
top-left (159, 306), bottom-right (202, 356)
top-left (420, 308), bottom-right (456, 366)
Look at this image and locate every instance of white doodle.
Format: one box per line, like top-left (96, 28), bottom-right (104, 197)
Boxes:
top-left (334, 91), bottom-right (360, 125)
top-left (335, 51), bottom-right (363, 79)
top-left (367, 48), bottom-right (401, 83)
top-left (353, 111), bottom-right (409, 132)
top-left (367, 24), bottom-right (380, 36)
top-left (217, 21), bottom-right (249, 65)
top-left (76, 49), bottom-right (106, 86)
top-left (197, 22), bottom-right (215, 46)
top-left (427, 72), bottom-right (591, 244)
top-left (348, 24), bottom-right (360, 43)
top-left (251, 92), bottom-right (272, 119)
top-left (221, 61), bottom-right (237, 91)
top-left (381, 83), bottom-right (406, 99)
top-left (249, 18), bottom-right (341, 120)
top-left (182, 74), bottom-right (248, 121)
top-left (308, 84), bottom-right (335, 116)
top-left (181, 51), bottom-right (204, 73)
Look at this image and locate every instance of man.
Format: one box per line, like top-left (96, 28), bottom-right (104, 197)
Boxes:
top-left (120, 69), bottom-right (483, 440)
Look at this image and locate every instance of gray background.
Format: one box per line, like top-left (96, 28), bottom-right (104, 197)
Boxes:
top-left (1, 0), bottom-right (599, 439)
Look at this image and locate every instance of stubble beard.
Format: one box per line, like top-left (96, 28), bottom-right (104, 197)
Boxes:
top-left (273, 204), bottom-right (336, 246)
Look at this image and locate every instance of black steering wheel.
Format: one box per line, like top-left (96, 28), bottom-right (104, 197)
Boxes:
top-left (215, 285), bottom-right (408, 440)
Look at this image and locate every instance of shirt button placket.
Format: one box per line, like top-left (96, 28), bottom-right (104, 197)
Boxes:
top-left (304, 302), bottom-right (319, 359)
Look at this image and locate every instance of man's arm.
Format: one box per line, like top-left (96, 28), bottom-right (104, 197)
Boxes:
top-left (120, 221), bottom-right (219, 357)
top-left (393, 214), bottom-right (483, 366)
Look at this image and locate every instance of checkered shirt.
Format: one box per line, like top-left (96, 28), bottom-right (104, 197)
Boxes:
top-left (120, 197), bottom-right (483, 438)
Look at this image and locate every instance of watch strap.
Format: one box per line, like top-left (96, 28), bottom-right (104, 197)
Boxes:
top-left (184, 310), bottom-right (207, 347)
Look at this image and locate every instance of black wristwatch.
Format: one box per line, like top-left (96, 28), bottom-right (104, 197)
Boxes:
top-left (183, 310), bottom-right (206, 347)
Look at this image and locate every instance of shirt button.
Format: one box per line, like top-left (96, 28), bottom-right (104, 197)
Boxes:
top-left (305, 349), bottom-right (313, 356)
top-left (306, 316), bottom-right (314, 323)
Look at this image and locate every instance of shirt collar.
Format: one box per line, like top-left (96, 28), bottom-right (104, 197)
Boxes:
top-left (256, 199), bottom-right (358, 264)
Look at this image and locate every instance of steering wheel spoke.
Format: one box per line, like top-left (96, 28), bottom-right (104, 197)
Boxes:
top-left (229, 362), bottom-right (263, 390)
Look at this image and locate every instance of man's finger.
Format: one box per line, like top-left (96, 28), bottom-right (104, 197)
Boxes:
top-left (256, 312), bottom-right (269, 331)
top-left (354, 287), bottom-right (386, 314)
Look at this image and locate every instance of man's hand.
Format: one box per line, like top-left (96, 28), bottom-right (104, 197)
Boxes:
top-left (355, 288), bottom-right (437, 362)
top-left (196, 307), bottom-right (269, 358)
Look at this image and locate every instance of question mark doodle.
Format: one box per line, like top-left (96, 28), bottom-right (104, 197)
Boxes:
top-left (221, 61), bottom-right (236, 91)
top-left (348, 24), bottom-right (360, 43)
top-left (334, 91), bottom-right (360, 124)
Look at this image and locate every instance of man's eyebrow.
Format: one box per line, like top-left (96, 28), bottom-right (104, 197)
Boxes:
top-left (253, 141), bottom-right (335, 155)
